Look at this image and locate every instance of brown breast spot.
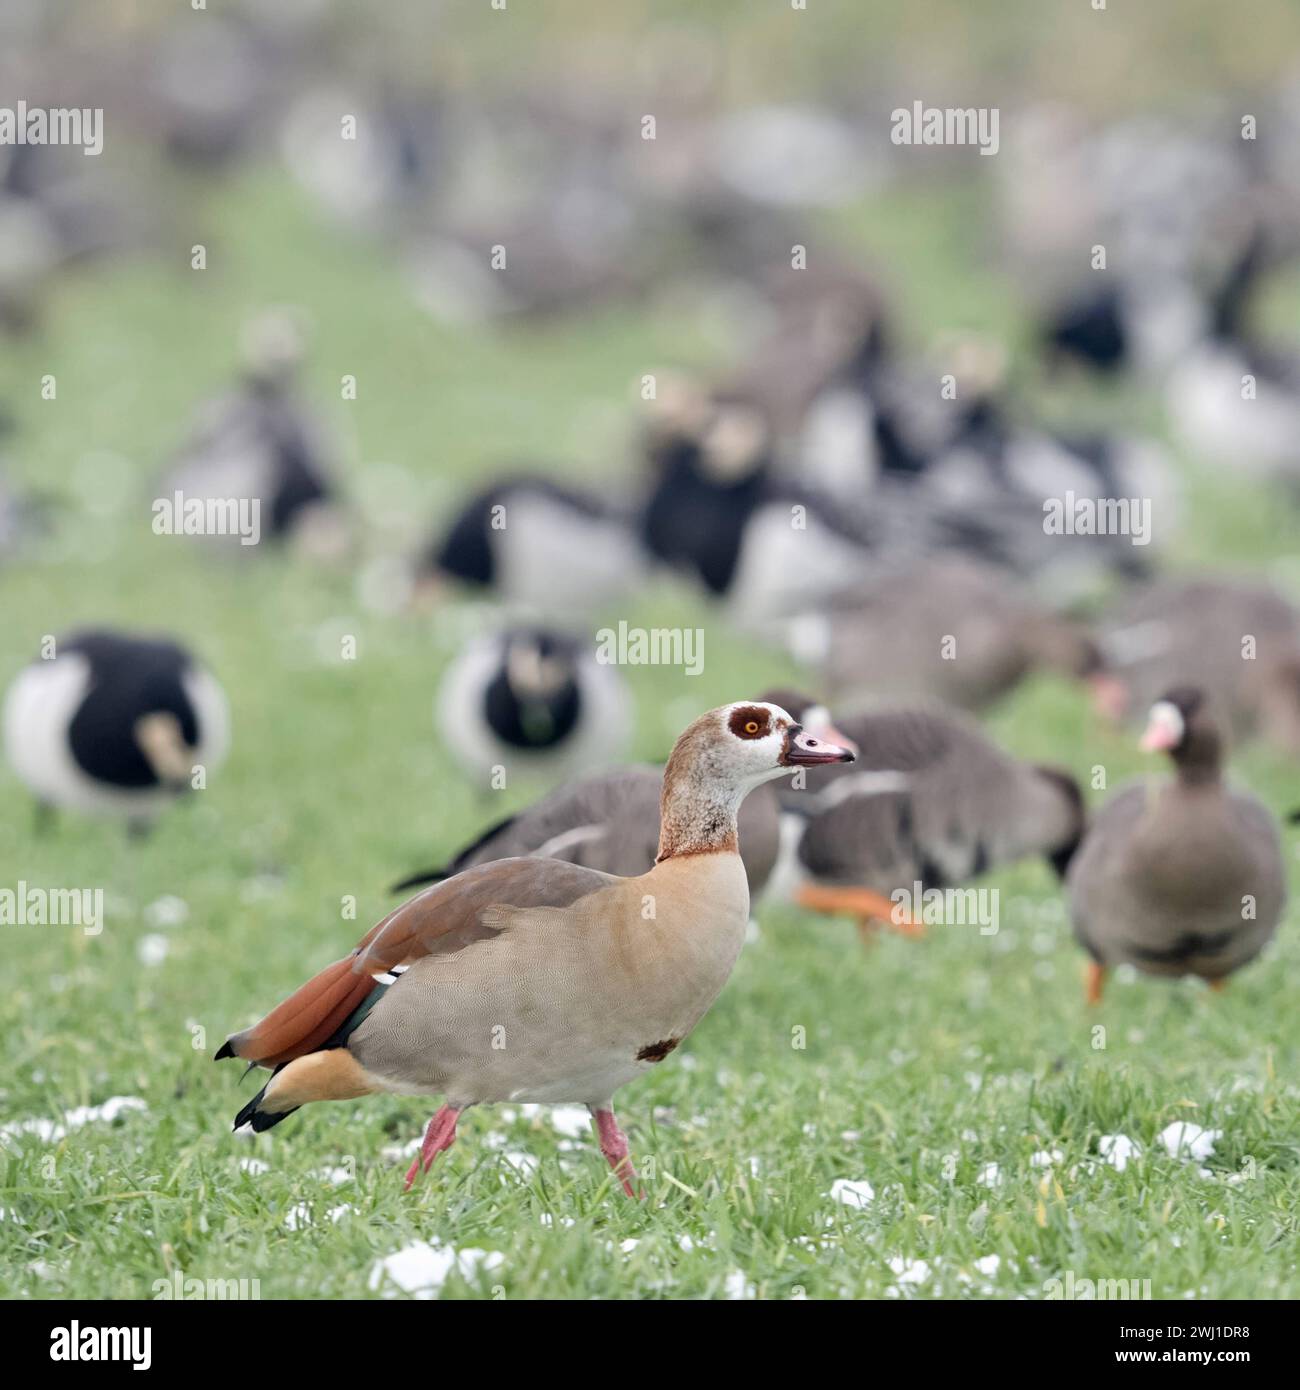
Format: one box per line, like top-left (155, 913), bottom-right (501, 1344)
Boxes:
top-left (636, 1038), bottom-right (680, 1063)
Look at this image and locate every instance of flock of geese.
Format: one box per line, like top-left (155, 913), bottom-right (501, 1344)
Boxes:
top-left (5, 301), bottom-right (1297, 1188)
top-left (4, 15), bottom-right (1300, 1191)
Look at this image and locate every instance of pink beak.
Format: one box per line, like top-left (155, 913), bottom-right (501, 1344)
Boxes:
top-left (1139, 719), bottom-right (1179, 753)
top-left (782, 725), bottom-right (856, 767)
top-left (806, 718), bottom-right (859, 760)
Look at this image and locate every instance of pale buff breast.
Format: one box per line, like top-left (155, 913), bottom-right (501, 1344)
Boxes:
top-left (350, 853), bottom-right (750, 1105)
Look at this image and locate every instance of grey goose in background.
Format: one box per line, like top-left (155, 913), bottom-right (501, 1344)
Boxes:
top-left (1068, 688), bottom-right (1285, 1002)
top-left (391, 762), bottom-right (781, 902)
top-left (763, 691), bottom-right (1085, 941)
top-left (1090, 575), bottom-right (1300, 756)
top-left (786, 557), bottom-right (1098, 712)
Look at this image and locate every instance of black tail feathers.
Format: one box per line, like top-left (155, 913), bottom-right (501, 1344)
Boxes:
top-left (233, 1069), bottom-right (299, 1133)
top-left (388, 865), bottom-right (449, 894)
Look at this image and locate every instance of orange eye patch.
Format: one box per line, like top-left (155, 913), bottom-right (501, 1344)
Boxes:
top-left (728, 706), bottom-right (771, 739)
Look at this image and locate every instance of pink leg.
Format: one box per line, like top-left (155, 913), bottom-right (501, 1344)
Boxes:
top-left (589, 1105), bottom-right (642, 1199)
top-left (403, 1104), bottom-right (460, 1191)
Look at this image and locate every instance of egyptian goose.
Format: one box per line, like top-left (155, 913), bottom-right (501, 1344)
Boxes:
top-left (765, 693), bottom-right (1085, 940)
top-left (391, 762), bottom-right (782, 900)
top-left (216, 701), bottom-right (854, 1195)
top-left (160, 311), bottom-right (344, 556)
top-left (437, 627), bottom-right (630, 789)
top-left (2, 629), bottom-right (229, 831)
top-left (419, 475), bottom-right (643, 615)
top-left (1090, 576), bottom-right (1300, 755)
top-left (1067, 688), bottom-right (1286, 1003)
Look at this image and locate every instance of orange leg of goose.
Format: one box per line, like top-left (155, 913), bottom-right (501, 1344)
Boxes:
top-left (1207, 978), bottom-right (1227, 994)
top-left (1084, 961), bottom-right (1106, 1006)
top-left (794, 884), bottom-right (923, 939)
top-left (590, 1105), bottom-right (642, 1199)
top-left (404, 1104), bottom-right (460, 1191)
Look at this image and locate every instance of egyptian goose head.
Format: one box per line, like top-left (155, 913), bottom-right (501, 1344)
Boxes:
top-left (657, 700), bottom-right (854, 860)
top-left (1140, 686), bottom-right (1221, 781)
top-left (755, 688), bottom-right (859, 758)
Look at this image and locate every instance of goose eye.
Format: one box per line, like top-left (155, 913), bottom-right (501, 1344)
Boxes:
top-left (744, 720), bottom-right (760, 735)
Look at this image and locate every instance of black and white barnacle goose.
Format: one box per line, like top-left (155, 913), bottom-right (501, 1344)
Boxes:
top-left (638, 384), bottom-right (879, 620)
top-left (2, 629), bottom-right (230, 830)
top-left (436, 626), bottom-right (630, 788)
top-left (419, 474), bottom-right (643, 614)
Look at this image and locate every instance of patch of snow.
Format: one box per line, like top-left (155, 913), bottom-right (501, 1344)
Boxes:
top-left (1099, 1134), bottom-right (1142, 1171)
top-left (369, 1241), bottom-right (503, 1299)
top-left (0, 1096), bottom-right (147, 1146)
top-left (547, 1105), bottom-right (590, 1139)
top-left (976, 1163), bottom-right (1003, 1188)
top-left (829, 1178), bottom-right (875, 1208)
top-left (144, 895), bottom-right (189, 928)
top-left (137, 933), bottom-right (170, 967)
top-left (888, 1256), bottom-right (931, 1285)
top-left (1158, 1122), bottom-right (1221, 1165)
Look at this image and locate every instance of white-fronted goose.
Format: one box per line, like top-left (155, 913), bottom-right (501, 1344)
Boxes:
top-left (216, 701), bottom-right (854, 1196)
top-left (391, 764), bottom-right (783, 901)
top-left (767, 694), bottom-right (1085, 939)
top-left (1067, 688), bottom-right (1286, 1002)
top-left (3, 629), bottom-right (230, 831)
top-left (1091, 576), bottom-right (1300, 755)
top-left (437, 627), bottom-right (631, 788)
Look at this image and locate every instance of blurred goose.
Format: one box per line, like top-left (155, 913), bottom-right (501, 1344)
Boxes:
top-left (160, 311), bottom-right (345, 557)
top-left (216, 700), bottom-right (854, 1196)
top-left (798, 340), bottom-right (1171, 599)
top-left (915, 393), bottom-right (1173, 598)
top-left (281, 86), bottom-right (444, 232)
top-left (1091, 576), bottom-right (1300, 754)
top-left (1067, 688), bottom-right (1285, 1002)
top-left (0, 141), bottom-right (136, 332)
top-left (787, 558), bottom-right (1097, 712)
top-left (437, 627), bottom-right (631, 788)
top-left (767, 693), bottom-right (1085, 940)
top-left (639, 383), bottom-right (877, 621)
top-left (1167, 334), bottom-right (1300, 481)
top-left (419, 475), bottom-right (643, 614)
top-left (3, 629), bottom-right (229, 831)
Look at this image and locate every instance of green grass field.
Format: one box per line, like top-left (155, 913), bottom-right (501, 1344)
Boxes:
top-left (2, 156), bottom-right (1299, 1300)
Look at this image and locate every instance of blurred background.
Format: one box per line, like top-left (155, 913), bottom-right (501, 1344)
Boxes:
top-left (4, 0), bottom-right (1300, 1299)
